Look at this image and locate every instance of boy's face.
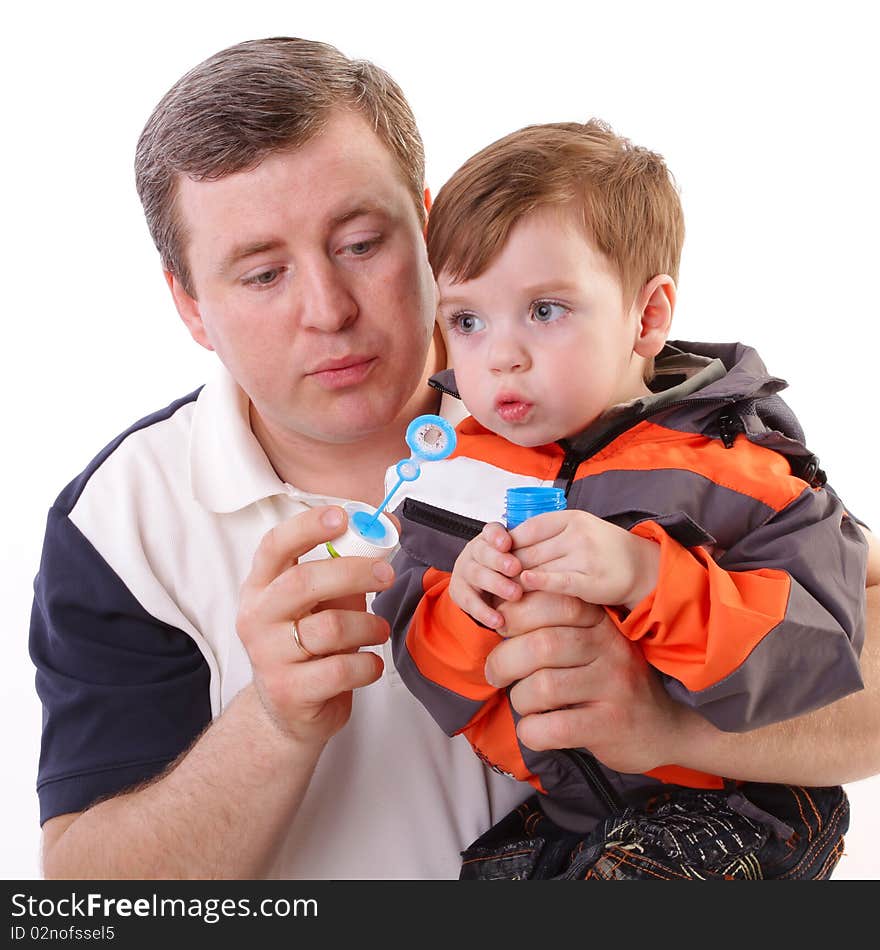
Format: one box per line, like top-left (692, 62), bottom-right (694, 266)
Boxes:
top-left (438, 208), bottom-right (661, 447)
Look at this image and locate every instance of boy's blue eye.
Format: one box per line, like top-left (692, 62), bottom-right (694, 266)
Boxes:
top-left (455, 313), bottom-right (486, 334)
top-left (531, 301), bottom-right (567, 323)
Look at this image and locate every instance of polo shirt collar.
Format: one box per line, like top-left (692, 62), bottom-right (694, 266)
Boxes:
top-left (190, 366), bottom-right (290, 513)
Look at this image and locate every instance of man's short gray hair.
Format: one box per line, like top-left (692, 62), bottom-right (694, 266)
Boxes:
top-left (135, 37), bottom-right (426, 295)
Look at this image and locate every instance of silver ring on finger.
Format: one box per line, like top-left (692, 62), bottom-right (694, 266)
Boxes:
top-left (291, 619), bottom-right (316, 659)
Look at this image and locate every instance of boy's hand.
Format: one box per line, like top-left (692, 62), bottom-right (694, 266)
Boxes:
top-left (449, 521), bottom-right (524, 629)
top-left (511, 510), bottom-right (660, 610)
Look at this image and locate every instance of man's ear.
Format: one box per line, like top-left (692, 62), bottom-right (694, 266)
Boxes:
top-left (165, 271), bottom-right (214, 351)
top-left (633, 274), bottom-right (676, 359)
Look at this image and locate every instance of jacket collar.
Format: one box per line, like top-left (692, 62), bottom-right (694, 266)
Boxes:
top-left (428, 340), bottom-right (789, 453)
top-left (429, 341), bottom-right (786, 406)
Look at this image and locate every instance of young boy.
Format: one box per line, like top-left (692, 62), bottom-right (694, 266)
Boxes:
top-left (371, 120), bottom-right (868, 880)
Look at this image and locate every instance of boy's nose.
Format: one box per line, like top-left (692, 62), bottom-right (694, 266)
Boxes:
top-left (489, 336), bottom-right (530, 374)
top-left (299, 259), bottom-right (358, 332)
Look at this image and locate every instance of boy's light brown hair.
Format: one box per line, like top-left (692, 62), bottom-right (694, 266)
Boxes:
top-left (135, 37), bottom-right (425, 297)
top-left (426, 120), bottom-right (684, 306)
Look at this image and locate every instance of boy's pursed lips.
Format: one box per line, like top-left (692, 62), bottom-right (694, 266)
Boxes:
top-left (494, 391), bottom-right (534, 423)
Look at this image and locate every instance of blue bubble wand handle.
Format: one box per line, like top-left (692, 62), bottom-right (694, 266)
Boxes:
top-left (356, 414), bottom-right (457, 536)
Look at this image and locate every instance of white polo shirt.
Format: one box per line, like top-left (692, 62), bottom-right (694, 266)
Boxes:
top-left (30, 366), bottom-right (530, 879)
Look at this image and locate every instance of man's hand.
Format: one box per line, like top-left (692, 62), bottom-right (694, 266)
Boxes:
top-left (237, 505), bottom-right (395, 748)
top-left (448, 521), bottom-right (523, 629)
top-left (485, 590), bottom-right (684, 775)
top-left (512, 510), bottom-right (661, 610)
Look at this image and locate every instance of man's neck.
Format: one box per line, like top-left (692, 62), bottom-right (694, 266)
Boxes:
top-left (250, 339), bottom-right (444, 507)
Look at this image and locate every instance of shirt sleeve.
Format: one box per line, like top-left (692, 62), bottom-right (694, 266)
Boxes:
top-left (29, 505), bottom-right (212, 824)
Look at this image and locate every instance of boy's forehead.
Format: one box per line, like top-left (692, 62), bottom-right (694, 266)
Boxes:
top-left (438, 206), bottom-right (617, 294)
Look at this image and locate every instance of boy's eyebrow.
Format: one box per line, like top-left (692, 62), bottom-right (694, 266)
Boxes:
top-left (440, 279), bottom-right (583, 306)
top-left (437, 290), bottom-right (472, 307)
top-left (518, 279), bottom-right (584, 297)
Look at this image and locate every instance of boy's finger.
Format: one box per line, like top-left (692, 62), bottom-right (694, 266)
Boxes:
top-left (464, 563), bottom-right (523, 602)
top-left (481, 521), bottom-right (513, 551)
top-left (472, 540), bottom-right (522, 577)
top-left (456, 585), bottom-right (505, 630)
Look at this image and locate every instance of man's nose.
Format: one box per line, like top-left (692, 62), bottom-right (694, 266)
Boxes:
top-left (299, 258), bottom-right (358, 332)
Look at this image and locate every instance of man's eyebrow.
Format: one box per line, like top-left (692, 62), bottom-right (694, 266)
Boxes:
top-left (218, 208), bottom-right (386, 275)
top-left (218, 239), bottom-right (285, 276)
top-left (330, 205), bottom-right (384, 227)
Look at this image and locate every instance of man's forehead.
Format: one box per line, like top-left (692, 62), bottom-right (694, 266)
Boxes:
top-left (176, 161), bottom-right (408, 265)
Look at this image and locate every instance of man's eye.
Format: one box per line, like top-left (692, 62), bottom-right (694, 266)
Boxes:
top-left (338, 237), bottom-right (381, 257)
top-left (454, 313), bottom-right (485, 334)
top-left (531, 301), bottom-right (567, 323)
top-left (244, 268), bottom-right (281, 287)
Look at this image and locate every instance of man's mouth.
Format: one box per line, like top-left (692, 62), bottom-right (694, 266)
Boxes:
top-left (495, 395), bottom-right (534, 423)
top-left (307, 355), bottom-right (377, 389)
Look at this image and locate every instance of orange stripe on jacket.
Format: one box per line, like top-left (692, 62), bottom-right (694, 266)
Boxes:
top-left (610, 520), bottom-right (792, 691)
top-left (645, 764), bottom-right (726, 789)
top-left (463, 697), bottom-right (547, 793)
top-left (406, 567), bottom-right (503, 702)
top-left (453, 417), bottom-right (565, 481)
top-left (579, 422), bottom-right (810, 513)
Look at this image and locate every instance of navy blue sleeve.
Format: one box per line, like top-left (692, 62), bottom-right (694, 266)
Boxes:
top-left (29, 505), bottom-right (212, 824)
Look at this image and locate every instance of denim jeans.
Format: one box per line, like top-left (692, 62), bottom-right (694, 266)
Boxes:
top-left (459, 784), bottom-right (849, 880)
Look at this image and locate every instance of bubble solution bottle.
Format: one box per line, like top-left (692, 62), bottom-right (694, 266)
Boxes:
top-left (504, 486), bottom-right (566, 529)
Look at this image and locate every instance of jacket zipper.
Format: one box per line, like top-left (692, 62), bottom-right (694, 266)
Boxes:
top-left (403, 395), bottom-right (735, 815)
top-left (565, 749), bottom-right (625, 815)
top-left (401, 497), bottom-right (486, 541)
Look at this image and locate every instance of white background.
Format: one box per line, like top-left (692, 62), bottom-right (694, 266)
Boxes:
top-left (2, 0), bottom-right (877, 879)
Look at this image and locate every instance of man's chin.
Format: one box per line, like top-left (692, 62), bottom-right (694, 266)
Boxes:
top-left (302, 400), bottom-right (401, 445)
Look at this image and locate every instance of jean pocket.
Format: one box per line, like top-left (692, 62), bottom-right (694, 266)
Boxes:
top-left (738, 784), bottom-right (850, 880)
top-left (577, 790), bottom-right (770, 880)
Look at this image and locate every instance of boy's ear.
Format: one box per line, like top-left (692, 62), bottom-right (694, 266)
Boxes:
top-left (633, 274), bottom-right (676, 359)
top-left (165, 270), bottom-right (215, 351)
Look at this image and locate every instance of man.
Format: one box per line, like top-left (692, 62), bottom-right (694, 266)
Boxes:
top-left (31, 37), bottom-right (880, 879)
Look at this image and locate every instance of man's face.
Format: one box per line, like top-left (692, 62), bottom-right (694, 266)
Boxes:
top-left (439, 208), bottom-right (652, 448)
top-left (170, 110), bottom-right (437, 446)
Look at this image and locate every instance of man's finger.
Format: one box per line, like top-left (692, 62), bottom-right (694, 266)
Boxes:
top-left (291, 651), bottom-right (386, 705)
top-left (247, 505), bottom-right (348, 588)
top-left (248, 610), bottom-right (390, 667)
top-left (263, 553), bottom-right (395, 621)
top-left (485, 623), bottom-right (613, 686)
top-left (496, 591), bottom-right (604, 638)
top-left (508, 665), bottom-right (602, 717)
top-left (515, 707), bottom-right (598, 753)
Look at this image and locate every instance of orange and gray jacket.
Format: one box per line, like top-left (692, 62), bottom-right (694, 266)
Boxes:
top-left (372, 341), bottom-right (867, 832)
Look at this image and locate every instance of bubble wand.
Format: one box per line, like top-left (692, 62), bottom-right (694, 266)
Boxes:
top-left (326, 414), bottom-right (457, 558)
